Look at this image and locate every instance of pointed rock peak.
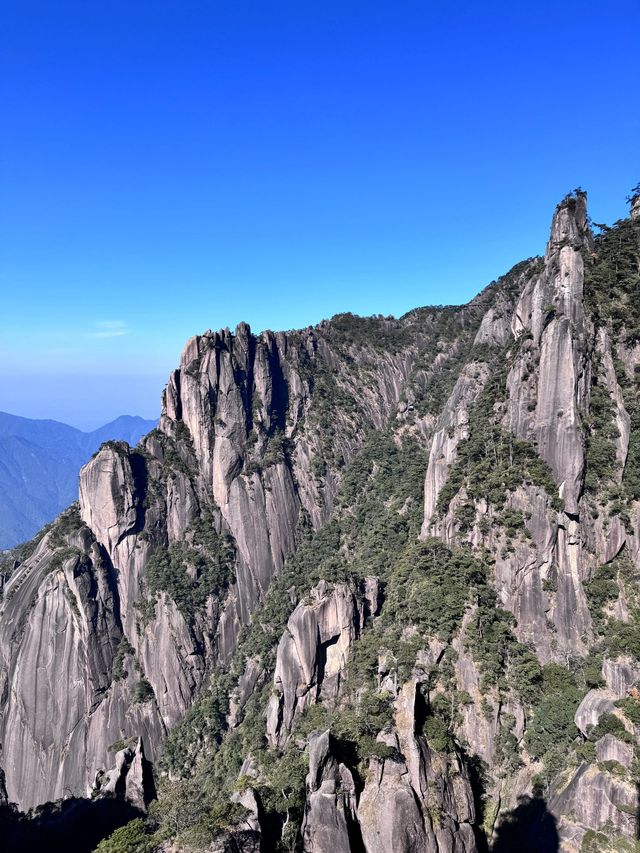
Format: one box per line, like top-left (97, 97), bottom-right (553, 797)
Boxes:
top-left (79, 441), bottom-right (143, 553)
top-left (547, 189), bottom-right (589, 256)
top-left (234, 321), bottom-right (253, 360)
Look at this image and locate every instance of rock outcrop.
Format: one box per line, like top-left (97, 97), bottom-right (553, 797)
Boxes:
top-left (551, 762), bottom-right (637, 846)
top-left (92, 737), bottom-right (154, 812)
top-left (421, 362), bottom-right (490, 533)
top-left (0, 519), bottom-right (165, 809)
top-left (358, 680), bottom-right (477, 853)
top-left (426, 194), bottom-right (605, 662)
top-left (507, 192), bottom-right (591, 515)
top-left (267, 579), bottom-right (379, 746)
top-left (0, 312), bottom-right (428, 810)
top-left (301, 730), bottom-right (359, 853)
top-left (575, 656), bottom-right (640, 736)
top-left (300, 680), bottom-right (478, 853)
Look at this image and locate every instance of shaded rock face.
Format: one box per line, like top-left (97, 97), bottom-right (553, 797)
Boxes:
top-left (574, 690), bottom-right (616, 737)
top-left (422, 362), bottom-right (490, 533)
top-left (473, 293), bottom-right (513, 347)
top-left (227, 656), bottom-right (264, 729)
top-left (299, 681), bottom-right (478, 853)
top-left (207, 831), bottom-right (262, 853)
top-left (156, 318), bottom-right (429, 670)
top-left (79, 443), bottom-right (145, 557)
top-left (161, 328), bottom-right (303, 656)
top-left (595, 734), bottom-right (634, 767)
top-left (602, 656), bottom-right (640, 696)
top-left (0, 522), bottom-right (164, 810)
top-left (92, 737), bottom-right (154, 812)
top-left (0, 796), bottom-right (144, 853)
top-left (502, 196), bottom-right (593, 657)
top-left (551, 762), bottom-right (637, 845)
top-left (427, 195), bottom-right (621, 663)
top-left (507, 193), bottom-right (591, 515)
top-left (596, 327), bottom-right (631, 477)
top-left (452, 616), bottom-right (503, 763)
top-left (561, 653), bottom-right (640, 848)
top-left (0, 764), bottom-right (8, 807)
top-left (162, 322), bottom-right (424, 534)
top-left (574, 655), bottom-right (640, 736)
top-left (358, 753), bottom-right (428, 853)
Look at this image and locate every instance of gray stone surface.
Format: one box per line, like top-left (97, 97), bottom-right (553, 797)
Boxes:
top-left (358, 679), bottom-right (477, 853)
top-left (574, 690), bottom-right (616, 737)
top-left (551, 762), bottom-right (637, 842)
top-left (421, 362), bottom-right (490, 533)
top-left (595, 734), bottom-right (634, 768)
top-left (301, 730), bottom-right (357, 853)
top-left (0, 311), bottom-right (423, 810)
top-left (267, 580), bottom-right (378, 747)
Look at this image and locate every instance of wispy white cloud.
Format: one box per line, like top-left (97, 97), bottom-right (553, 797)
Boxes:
top-left (84, 320), bottom-right (130, 339)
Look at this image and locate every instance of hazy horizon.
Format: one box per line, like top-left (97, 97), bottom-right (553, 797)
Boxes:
top-left (0, 401), bottom-right (159, 433)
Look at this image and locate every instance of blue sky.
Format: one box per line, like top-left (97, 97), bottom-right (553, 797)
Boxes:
top-left (1, 1), bottom-right (639, 428)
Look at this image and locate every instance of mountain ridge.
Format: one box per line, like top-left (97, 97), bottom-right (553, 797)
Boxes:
top-left (1, 186), bottom-right (640, 853)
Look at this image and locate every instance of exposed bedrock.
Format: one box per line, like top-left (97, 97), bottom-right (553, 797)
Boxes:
top-left (301, 730), bottom-right (359, 853)
top-left (421, 362), bottom-right (490, 533)
top-left (358, 680), bottom-right (477, 853)
top-left (2, 189), bottom-right (640, 853)
top-left (507, 192), bottom-right (591, 516)
top-left (0, 525), bottom-right (164, 810)
top-left (266, 579), bottom-right (379, 747)
top-left (299, 683), bottom-right (479, 853)
top-left (2, 313), bottom-right (426, 810)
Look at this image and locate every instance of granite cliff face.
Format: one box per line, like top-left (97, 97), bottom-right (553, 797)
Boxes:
top-left (2, 188), bottom-right (640, 853)
top-left (0, 306), bottom-right (441, 812)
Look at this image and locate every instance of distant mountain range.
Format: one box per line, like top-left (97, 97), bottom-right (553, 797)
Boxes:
top-left (0, 412), bottom-right (157, 548)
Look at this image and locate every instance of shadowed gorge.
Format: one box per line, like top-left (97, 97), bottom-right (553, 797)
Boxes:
top-left (492, 795), bottom-right (559, 852)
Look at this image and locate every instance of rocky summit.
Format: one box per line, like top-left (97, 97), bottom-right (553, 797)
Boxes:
top-left (1, 187), bottom-right (640, 853)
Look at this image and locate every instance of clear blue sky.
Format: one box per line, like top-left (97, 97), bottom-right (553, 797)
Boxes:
top-left (1, 1), bottom-right (639, 429)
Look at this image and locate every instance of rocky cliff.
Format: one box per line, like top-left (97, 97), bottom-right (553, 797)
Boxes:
top-left (1, 186), bottom-right (640, 853)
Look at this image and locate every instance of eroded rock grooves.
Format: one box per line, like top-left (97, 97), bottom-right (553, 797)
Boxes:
top-left (2, 187), bottom-right (640, 852)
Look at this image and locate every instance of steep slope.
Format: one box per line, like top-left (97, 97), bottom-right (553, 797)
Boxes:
top-left (0, 413), bottom-right (157, 548)
top-left (1, 186), bottom-right (640, 853)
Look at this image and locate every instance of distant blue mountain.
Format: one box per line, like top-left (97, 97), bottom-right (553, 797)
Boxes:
top-left (0, 412), bottom-right (157, 548)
